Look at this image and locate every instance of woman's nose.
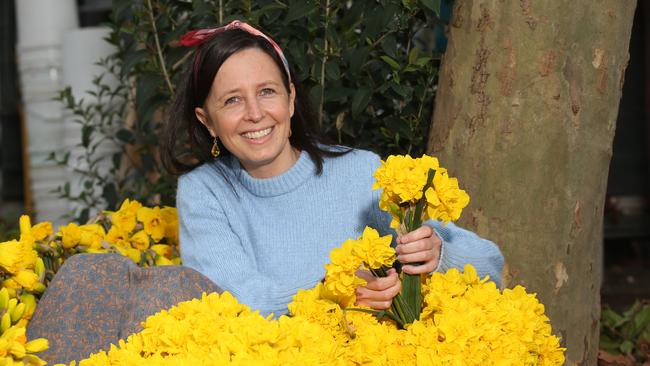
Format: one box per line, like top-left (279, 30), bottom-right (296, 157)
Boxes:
top-left (244, 98), bottom-right (264, 122)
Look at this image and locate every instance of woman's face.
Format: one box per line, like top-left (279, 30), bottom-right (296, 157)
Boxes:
top-left (195, 47), bottom-right (296, 178)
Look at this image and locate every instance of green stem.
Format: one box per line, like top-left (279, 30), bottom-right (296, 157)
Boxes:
top-left (401, 168), bottom-right (437, 321)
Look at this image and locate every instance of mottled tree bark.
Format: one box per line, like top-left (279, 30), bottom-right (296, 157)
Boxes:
top-left (426, 1), bottom-right (637, 365)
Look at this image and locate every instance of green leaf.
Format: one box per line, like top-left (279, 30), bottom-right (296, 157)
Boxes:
top-left (325, 59), bottom-right (341, 80)
top-left (285, 1), bottom-right (316, 23)
top-left (633, 305), bottom-right (650, 332)
top-left (81, 125), bottom-right (94, 148)
top-left (420, 0), bottom-right (442, 17)
top-left (620, 340), bottom-right (634, 354)
top-left (380, 34), bottom-right (397, 59)
top-left (380, 56), bottom-right (401, 70)
top-left (348, 47), bottom-right (369, 74)
top-left (602, 307), bottom-right (625, 328)
top-left (408, 47), bottom-right (420, 65)
top-left (416, 56), bottom-right (433, 67)
top-left (599, 334), bottom-right (622, 353)
top-left (351, 87), bottom-right (372, 117)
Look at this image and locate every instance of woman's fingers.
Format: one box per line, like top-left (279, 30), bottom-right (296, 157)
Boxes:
top-left (355, 269), bottom-right (401, 310)
top-left (397, 250), bottom-right (434, 264)
top-left (396, 225), bottom-right (434, 245)
top-left (355, 269), bottom-right (399, 291)
top-left (402, 261), bottom-right (436, 275)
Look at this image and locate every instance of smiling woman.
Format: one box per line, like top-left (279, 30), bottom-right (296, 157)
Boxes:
top-left (161, 20), bottom-right (504, 317)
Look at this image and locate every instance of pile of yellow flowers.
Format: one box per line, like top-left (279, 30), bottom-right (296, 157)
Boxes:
top-left (66, 227), bottom-right (565, 365)
top-left (0, 200), bottom-right (179, 365)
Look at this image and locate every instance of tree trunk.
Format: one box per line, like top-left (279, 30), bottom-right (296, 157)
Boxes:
top-left (426, 1), bottom-right (637, 365)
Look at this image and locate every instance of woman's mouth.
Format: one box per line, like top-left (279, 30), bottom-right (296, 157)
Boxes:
top-left (241, 127), bottom-right (273, 140)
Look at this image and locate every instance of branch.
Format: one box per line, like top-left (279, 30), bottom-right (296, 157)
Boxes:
top-left (318, 0), bottom-right (330, 128)
top-left (146, 0), bottom-right (174, 96)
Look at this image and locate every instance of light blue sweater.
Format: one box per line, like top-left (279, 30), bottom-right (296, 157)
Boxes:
top-left (178, 148), bottom-right (504, 316)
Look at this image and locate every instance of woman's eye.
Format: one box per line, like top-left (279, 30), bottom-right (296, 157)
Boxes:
top-left (260, 88), bottom-right (276, 96)
top-left (224, 96), bottom-right (240, 105)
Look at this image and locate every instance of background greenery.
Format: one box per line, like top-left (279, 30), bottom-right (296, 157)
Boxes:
top-left (55, 0), bottom-right (449, 223)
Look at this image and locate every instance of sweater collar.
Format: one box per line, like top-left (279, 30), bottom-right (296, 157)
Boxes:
top-left (233, 151), bottom-right (316, 197)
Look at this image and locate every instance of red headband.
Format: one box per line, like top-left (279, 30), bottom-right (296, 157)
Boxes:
top-left (180, 20), bottom-right (291, 85)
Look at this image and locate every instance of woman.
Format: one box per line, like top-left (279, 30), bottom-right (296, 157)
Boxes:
top-left (163, 20), bottom-right (503, 317)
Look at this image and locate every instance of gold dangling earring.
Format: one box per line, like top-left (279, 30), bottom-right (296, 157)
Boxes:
top-left (211, 137), bottom-right (220, 158)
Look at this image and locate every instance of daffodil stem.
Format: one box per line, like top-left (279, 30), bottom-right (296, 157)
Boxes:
top-left (401, 168), bottom-right (436, 322)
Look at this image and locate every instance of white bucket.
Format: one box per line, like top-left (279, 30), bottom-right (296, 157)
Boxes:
top-left (17, 45), bottom-right (62, 71)
top-left (16, 0), bottom-right (78, 49)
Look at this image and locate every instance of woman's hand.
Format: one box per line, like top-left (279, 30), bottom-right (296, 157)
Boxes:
top-left (396, 225), bottom-right (442, 275)
top-left (355, 268), bottom-right (401, 310)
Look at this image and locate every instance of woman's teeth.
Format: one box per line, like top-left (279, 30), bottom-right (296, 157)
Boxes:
top-left (242, 127), bottom-right (273, 139)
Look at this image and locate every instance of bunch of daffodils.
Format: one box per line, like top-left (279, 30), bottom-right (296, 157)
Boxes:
top-left (0, 200), bottom-right (180, 365)
top-left (373, 154), bottom-right (470, 325)
top-left (66, 230), bottom-right (565, 365)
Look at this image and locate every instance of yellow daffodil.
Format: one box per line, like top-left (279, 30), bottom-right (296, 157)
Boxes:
top-left (11, 270), bottom-right (39, 291)
top-left (150, 244), bottom-right (173, 259)
top-left (352, 227), bottom-right (395, 269)
top-left (160, 207), bottom-right (179, 245)
top-left (113, 245), bottom-right (142, 264)
top-left (136, 207), bottom-right (166, 241)
top-left (79, 224), bottom-right (105, 249)
top-left (109, 199), bottom-right (142, 233)
top-left (0, 240), bottom-right (37, 275)
top-left (424, 168), bottom-right (470, 223)
top-left (32, 222), bottom-right (53, 241)
top-left (24, 338), bottom-right (48, 353)
top-left (372, 154), bottom-right (439, 205)
top-left (154, 256), bottom-right (174, 266)
top-left (104, 226), bottom-right (129, 245)
top-left (129, 230), bottom-right (150, 251)
top-left (0, 240), bottom-right (24, 274)
top-left (58, 223), bottom-right (82, 249)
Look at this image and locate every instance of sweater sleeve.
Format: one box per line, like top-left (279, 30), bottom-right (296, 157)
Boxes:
top-left (177, 173), bottom-right (300, 317)
top-left (424, 220), bottom-right (504, 288)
